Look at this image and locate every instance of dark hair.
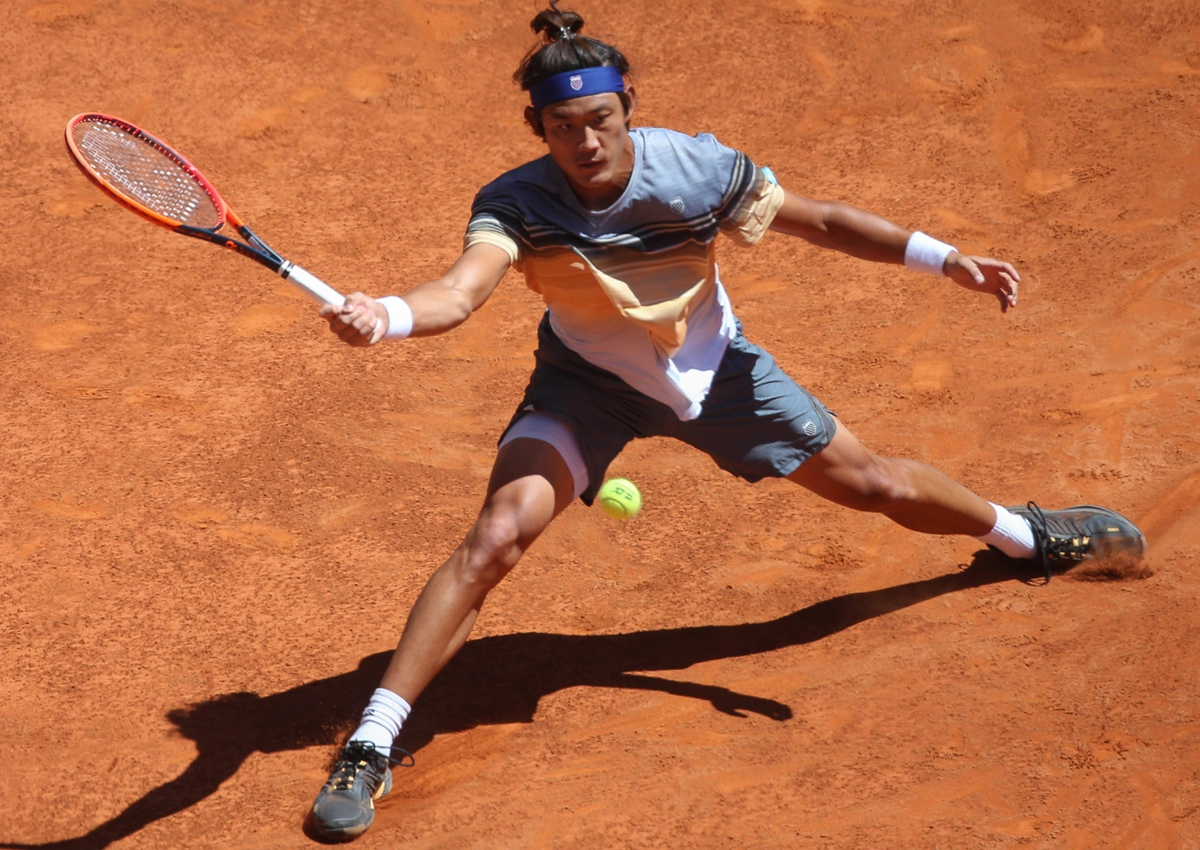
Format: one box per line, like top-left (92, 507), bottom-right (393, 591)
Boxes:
top-left (514, 2), bottom-right (633, 134)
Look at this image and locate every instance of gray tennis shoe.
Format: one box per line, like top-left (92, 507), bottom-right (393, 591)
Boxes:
top-left (1008, 502), bottom-right (1147, 580)
top-left (311, 741), bottom-right (411, 841)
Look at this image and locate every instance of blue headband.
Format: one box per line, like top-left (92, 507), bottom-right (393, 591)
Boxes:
top-left (529, 66), bottom-right (625, 110)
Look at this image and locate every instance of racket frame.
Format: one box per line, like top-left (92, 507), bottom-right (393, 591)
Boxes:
top-left (64, 113), bottom-right (344, 306)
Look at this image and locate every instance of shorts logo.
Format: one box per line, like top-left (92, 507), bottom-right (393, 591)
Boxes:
top-left (802, 420), bottom-right (819, 437)
top-left (569, 75), bottom-right (584, 91)
top-left (669, 197), bottom-right (685, 214)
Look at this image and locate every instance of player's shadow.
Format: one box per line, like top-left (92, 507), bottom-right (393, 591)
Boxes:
top-left (2, 550), bottom-right (1037, 849)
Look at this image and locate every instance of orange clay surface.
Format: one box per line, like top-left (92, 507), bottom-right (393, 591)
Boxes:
top-left (2, 1), bottom-right (1200, 848)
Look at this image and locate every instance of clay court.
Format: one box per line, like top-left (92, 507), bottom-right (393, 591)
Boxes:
top-left (2, 0), bottom-right (1199, 846)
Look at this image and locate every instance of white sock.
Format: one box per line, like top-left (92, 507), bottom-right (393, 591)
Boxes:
top-left (349, 688), bottom-right (411, 755)
top-left (976, 503), bottom-right (1037, 559)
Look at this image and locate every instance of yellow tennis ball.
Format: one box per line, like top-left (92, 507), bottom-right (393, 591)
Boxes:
top-left (597, 478), bottom-right (642, 520)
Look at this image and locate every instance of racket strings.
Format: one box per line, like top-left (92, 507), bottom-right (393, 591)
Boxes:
top-left (72, 120), bottom-right (222, 230)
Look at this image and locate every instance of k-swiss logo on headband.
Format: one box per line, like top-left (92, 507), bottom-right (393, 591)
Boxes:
top-left (569, 75), bottom-right (583, 90)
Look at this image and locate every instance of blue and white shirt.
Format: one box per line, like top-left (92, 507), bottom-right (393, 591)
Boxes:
top-left (465, 127), bottom-right (784, 420)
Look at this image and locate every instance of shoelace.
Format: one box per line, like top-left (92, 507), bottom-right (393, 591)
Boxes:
top-left (1024, 501), bottom-right (1053, 583)
top-left (330, 741), bottom-right (415, 791)
top-left (1025, 501), bottom-right (1092, 583)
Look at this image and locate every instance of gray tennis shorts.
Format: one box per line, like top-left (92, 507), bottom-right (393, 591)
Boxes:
top-left (501, 313), bottom-right (837, 505)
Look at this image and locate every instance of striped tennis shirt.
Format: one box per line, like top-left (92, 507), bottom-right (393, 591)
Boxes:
top-left (465, 127), bottom-right (784, 420)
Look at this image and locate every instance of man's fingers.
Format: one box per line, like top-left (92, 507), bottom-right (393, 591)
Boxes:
top-left (334, 310), bottom-right (382, 346)
top-left (996, 271), bottom-right (1018, 312)
top-left (320, 292), bottom-right (381, 347)
top-left (1002, 271), bottom-right (1018, 305)
top-left (977, 257), bottom-right (1022, 284)
top-left (352, 309), bottom-right (381, 337)
top-left (357, 317), bottom-right (381, 343)
top-left (341, 305), bottom-right (373, 330)
top-left (962, 256), bottom-right (986, 285)
top-left (946, 255), bottom-right (1023, 313)
top-left (367, 316), bottom-right (386, 345)
top-left (323, 302), bottom-right (355, 323)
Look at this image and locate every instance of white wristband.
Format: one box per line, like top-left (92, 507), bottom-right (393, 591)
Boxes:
top-left (377, 296), bottom-right (414, 341)
top-left (904, 231), bottom-right (957, 276)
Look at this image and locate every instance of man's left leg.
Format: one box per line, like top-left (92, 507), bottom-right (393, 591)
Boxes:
top-left (786, 419), bottom-right (1146, 571)
top-left (786, 418), bottom-right (1000, 536)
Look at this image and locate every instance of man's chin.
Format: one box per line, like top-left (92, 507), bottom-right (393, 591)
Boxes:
top-left (572, 165), bottom-right (609, 184)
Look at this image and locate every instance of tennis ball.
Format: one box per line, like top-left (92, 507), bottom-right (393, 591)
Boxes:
top-left (597, 478), bottom-right (642, 520)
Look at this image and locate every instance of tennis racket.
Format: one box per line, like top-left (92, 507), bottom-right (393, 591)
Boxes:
top-left (64, 112), bottom-right (345, 306)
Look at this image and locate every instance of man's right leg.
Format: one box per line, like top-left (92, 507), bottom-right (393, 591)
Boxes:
top-left (381, 435), bottom-right (577, 703)
top-left (310, 432), bottom-right (578, 841)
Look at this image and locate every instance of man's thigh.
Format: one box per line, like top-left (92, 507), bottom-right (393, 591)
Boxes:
top-left (669, 335), bottom-right (836, 483)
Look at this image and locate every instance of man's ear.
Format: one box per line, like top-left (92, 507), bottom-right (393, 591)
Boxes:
top-left (620, 84), bottom-right (638, 129)
top-left (523, 105), bottom-right (545, 139)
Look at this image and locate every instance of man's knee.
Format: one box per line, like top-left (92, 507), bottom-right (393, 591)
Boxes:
top-left (455, 507), bottom-right (526, 589)
top-left (844, 457), bottom-right (917, 513)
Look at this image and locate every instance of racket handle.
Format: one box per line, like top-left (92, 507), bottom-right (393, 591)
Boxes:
top-left (279, 261), bottom-right (346, 307)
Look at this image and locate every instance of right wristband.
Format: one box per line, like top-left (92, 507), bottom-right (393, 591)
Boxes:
top-left (904, 231), bottom-right (957, 276)
top-left (377, 296), bottom-right (414, 341)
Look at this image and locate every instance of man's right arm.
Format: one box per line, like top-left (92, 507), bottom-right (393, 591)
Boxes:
top-left (319, 242), bottom-right (513, 347)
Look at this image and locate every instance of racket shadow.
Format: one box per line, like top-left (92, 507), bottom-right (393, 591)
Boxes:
top-left (0, 550), bottom-right (1030, 849)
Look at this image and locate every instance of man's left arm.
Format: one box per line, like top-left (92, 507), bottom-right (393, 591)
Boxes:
top-left (768, 188), bottom-right (1021, 313)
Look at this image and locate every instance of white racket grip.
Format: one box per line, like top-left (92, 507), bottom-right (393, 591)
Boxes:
top-left (279, 261), bottom-right (346, 307)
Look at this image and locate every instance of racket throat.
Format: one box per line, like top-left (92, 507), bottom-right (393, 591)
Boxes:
top-left (237, 224), bottom-right (282, 265)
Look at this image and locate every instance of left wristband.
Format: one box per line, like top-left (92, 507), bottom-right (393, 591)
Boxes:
top-left (904, 231), bottom-right (957, 276)
top-left (377, 296), bottom-right (414, 340)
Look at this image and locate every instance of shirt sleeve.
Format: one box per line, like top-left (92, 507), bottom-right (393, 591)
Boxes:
top-left (716, 151), bottom-right (785, 247)
top-left (464, 221), bottom-right (520, 266)
top-left (721, 168), bottom-right (784, 247)
top-left (465, 188), bottom-right (525, 268)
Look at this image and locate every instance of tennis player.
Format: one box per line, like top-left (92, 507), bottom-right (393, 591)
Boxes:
top-left (309, 5), bottom-right (1146, 840)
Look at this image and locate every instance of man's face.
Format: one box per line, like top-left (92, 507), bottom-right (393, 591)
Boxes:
top-left (537, 92), bottom-right (633, 207)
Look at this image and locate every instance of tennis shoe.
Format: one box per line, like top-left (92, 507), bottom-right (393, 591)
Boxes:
top-left (310, 741), bottom-right (412, 842)
top-left (1008, 502), bottom-right (1147, 581)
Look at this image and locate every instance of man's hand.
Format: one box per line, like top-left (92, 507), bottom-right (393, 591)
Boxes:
top-left (944, 253), bottom-right (1021, 313)
top-left (319, 292), bottom-right (388, 346)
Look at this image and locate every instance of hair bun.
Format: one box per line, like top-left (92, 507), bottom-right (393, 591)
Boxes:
top-left (530, 4), bottom-right (584, 42)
